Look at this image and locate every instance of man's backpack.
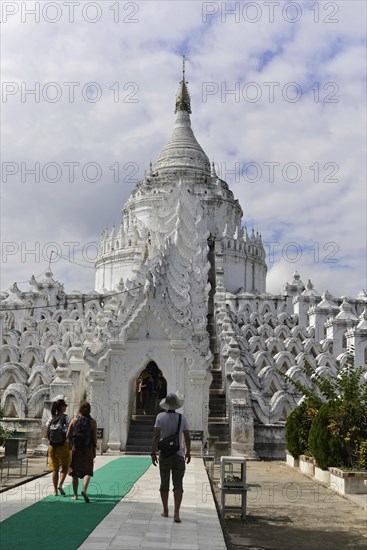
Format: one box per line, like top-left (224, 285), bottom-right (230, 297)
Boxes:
top-left (48, 414), bottom-right (68, 446)
top-left (72, 416), bottom-right (92, 450)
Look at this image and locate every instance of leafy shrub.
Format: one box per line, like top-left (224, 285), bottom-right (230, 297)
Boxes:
top-left (308, 401), bottom-right (345, 470)
top-left (284, 358), bottom-right (367, 470)
top-left (358, 441), bottom-right (367, 469)
top-left (328, 400), bottom-right (367, 469)
top-left (285, 401), bottom-right (318, 458)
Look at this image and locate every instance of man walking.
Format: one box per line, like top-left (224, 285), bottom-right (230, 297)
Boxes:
top-left (151, 392), bottom-right (191, 523)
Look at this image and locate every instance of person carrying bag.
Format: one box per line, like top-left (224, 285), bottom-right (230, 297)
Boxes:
top-left (151, 392), bottom-right (191, 523)
top-left (158, 414), bottom-right (181, 457)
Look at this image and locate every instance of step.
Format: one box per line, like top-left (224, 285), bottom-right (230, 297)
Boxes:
top-left (209, 430), bottom-right (229, 439)
top-left (210, 376), bottom-right (222, 385)
top-left (209, 394), bottom-right (226, 401)
top-left (209, 398), bottom-right (226, 404)
top-left (211, 370), bottom-right (223, 378)
top-left (210, 388), bottom-right (224, 394)
top-left (209, 408), bottom-right (227, 415)
top-left (127, 428), bottom-right (155, 434)
top-left (209, 401), bottom-right (226, 409)
top-left (209, 404), bottom-right (226, 412)
top-left (126, 438), bottom-right (153, 446)
top-left (125, 447), bottom-right (151, 454)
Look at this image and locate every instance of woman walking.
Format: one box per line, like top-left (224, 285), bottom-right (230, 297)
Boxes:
top-left (66, 401), bottom-right (97, 503)
top-left (46, 398), bottom-right (70, 496)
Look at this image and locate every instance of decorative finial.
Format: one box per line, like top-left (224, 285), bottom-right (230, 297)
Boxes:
top-left (182, 54), bottom-right (187, 81)
top-left (175, 54), bottom-right (191, 114)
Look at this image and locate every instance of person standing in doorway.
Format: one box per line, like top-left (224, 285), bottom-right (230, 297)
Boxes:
top-left (138, 369), bottom-right (153, 414)
top-left (151, 393), bottom-right (191, 523)
top-left (66, 401), bottom-right (97, 503)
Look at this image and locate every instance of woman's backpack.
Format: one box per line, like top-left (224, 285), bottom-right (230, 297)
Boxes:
top-left (48, 414), bottom-right (68, 446)
top-left (72, 416), bottom-right (93, 449)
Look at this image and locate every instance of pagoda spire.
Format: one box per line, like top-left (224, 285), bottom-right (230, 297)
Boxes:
top-left (175, 55), bottom-right (192, 114)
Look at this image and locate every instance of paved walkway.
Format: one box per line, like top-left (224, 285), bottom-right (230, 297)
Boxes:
top-left (0, 456), bottom-right (226, 550)
top-left (1, 456), bottom-right (366, 549)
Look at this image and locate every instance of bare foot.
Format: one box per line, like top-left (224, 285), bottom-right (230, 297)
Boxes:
top-left (173, 516), bottom-right (181, 523)
top-left (53, 491), bottom-right (58, 496)
top-left (161, 511), bottom-right (169, 518)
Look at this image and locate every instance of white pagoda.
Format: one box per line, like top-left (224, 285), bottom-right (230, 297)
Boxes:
top-left (1, 62), bottom-right (366, 457)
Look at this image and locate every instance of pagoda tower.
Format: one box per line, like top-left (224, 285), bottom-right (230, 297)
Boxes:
top-left (95, 60), bottom-right (267, 295)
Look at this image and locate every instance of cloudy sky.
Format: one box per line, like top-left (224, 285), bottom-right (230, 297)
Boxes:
top-left (1, 0), bottom-right (366, 298)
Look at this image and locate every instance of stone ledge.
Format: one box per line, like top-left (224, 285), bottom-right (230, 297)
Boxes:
top-left (285, 452), bottom-right (299, 468)
top-left (329, 468), bottom-right (367, 495)
top-left (285, 457), bottom-right (367, 500)
top-left (314, 465), bottom-right (330, 484)
top-left (299, 454), bottom-right (315, 463)
top-left (299, 455), bottom-right (315, 476)
top-left (328, 467), bottom-right (367, 478)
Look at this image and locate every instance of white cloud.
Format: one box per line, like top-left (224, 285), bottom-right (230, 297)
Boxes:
top-left (1, 0), bottom-right (366, 298)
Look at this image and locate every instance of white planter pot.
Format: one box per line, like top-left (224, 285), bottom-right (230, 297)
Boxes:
top-left (286, 452), bottom-right (299, 468)
top-left (299, 455), bottom-right (315, 476)
top-left (329, 468), bottom-right (367, 495)
top-left (314, 466), bottom-right (331, 484)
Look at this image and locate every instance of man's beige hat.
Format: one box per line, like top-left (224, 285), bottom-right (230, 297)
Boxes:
top-left (159, 392), bottom-right (184, 410)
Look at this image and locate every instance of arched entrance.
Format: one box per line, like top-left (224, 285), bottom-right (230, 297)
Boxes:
top-left (135, 361), bottom-right (167, 415)
top-left (126, 362), bottom-right (168, 454)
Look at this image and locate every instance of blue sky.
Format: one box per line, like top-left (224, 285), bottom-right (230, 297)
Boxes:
top-left (1, 0), bottom-right (366, 298)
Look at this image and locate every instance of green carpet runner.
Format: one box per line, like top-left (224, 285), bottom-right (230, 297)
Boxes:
top-left (0, 457), bottom-right (151, 550)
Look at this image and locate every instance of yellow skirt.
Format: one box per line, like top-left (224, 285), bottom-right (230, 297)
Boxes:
top-left (48, 442), bottom-right (70, 471)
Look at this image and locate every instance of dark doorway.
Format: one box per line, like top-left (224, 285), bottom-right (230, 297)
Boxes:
top-left (135, 362), bottom-right (167, 415)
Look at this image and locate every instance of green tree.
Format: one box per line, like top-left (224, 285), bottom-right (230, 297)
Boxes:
top-left (308, 401), bottom-right (345, 470)
top-left (283, 358), bottom-right (367, 469)
top-left (327, 400), bottom-right (367, 469)
top-left (285, 401), bottom-right (318, 458)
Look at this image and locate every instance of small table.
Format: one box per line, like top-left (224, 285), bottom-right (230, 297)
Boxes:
top-left (219, 484), bottom-right (249, 520)
top-left (0, 457), bottom-right (29, 479)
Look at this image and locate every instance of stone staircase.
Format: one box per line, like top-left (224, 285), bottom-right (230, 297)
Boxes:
top-left (125, 415), bottom-right (155, 454)
top-left (205, 246), bottom-right (230, 456)
top-left (208, 368), bottom-right (230, 455)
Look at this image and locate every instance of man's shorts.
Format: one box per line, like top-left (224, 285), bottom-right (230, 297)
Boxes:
top-left (48, 442), bottom-right (70, 471)
top-left (159, 453), bottom-right (185, 492)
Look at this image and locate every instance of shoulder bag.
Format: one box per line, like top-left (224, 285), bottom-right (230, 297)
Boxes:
top-left (158, 414), bottom-right (182, 457)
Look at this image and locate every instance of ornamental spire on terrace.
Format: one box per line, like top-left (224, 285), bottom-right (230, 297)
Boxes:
top-left (154, 56), bottom-right (210, 175)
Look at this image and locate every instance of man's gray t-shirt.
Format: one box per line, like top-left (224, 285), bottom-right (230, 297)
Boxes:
top-left (155, 411), bottom-right (189, 457)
